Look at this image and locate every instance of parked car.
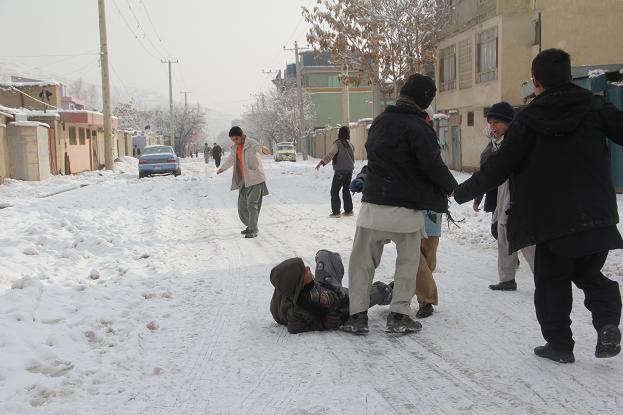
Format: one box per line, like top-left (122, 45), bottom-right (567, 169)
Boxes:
top-left (138, 145), bottom-right (181, 178)
top-left (274, 142), bottom-right (297, 162)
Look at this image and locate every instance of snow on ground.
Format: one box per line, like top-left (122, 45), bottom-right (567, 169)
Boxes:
top-left (0, 155), bottom-right (622, 414)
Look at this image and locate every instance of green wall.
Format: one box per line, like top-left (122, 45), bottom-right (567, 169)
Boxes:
top-left (309, 91), bottom-right (373, 128)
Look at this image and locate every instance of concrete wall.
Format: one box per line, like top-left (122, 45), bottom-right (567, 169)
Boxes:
top-left (7, 123), bottom-right (51, 181)
top-left (539, 0), bottom-right (623, 66)
top-left (0, 122), bottom-right (8, 182)
top-left (310, 119), bottom-right (370, 161)
top-left (0, 84), bottom-right (62, 111)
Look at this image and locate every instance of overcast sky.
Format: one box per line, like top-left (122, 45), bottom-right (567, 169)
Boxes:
top-left (0, 0), bottom-right (313, 124)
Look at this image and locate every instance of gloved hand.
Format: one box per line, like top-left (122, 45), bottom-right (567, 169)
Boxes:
top-left (350, 177), bottom-right (364, 193)
top-left (323, 310), bottom-right (345, 330)
top-left (491, 222), bottom-right (498, 240)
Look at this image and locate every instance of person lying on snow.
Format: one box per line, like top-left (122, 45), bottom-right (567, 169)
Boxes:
top-left (270, 250), bottom-right (393, 333)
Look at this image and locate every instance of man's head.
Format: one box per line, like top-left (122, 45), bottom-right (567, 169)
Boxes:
top-left (228, 126), bottom-right (245, 145)
top-left (487, 101), bottom-right (514, 139)
top-left (531, 48), bottom-right (572, 96)
top-left (338, 126), bottom-right (350, 140)
top-left (399, 74), bottom-right (437, 109)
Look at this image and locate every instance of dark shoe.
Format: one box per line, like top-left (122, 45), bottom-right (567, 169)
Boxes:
top-left (595, 325), bottom-right (621, 358)
top-left (241, 228), bottom-right (250, 234)
top-left (386, 312), bottom-right (422, 334)
top-left (342, 312), bottom-right (369, 334)
top-left (489, 279), bottom-right (517, 291)
top-left (343, 211), bottom-right (354, 217)
top-left (329, 213), bottom-right (341, 218)
top-left (416, 303), bottom-right (434, 319)
top-left (534, 343), bottom-right (575, 363)
top-left (244, 231), bottom-right (258, 239)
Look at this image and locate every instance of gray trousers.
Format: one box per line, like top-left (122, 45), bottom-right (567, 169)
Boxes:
top-left (498, 222), bottom-right (536, 282)
top-left (237, 183), bottom-right (267, 233)
top-left (348, 226), bottom-right (422, 316)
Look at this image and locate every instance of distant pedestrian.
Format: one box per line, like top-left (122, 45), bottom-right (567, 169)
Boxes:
top-left (133, 145), bottom-right (137, 157)
top-left (203, 143), bottom-right (211, 164)
top-left (212, 142), bottom-right (223, 167)
top-left (315, 126), bottom-right (355, 217)
top-left (217, 126), bottom-right (271, 238)
top-left (136, 146), bottom-right (141, 157)
top-left (453, 49), bottom-right (623, 363)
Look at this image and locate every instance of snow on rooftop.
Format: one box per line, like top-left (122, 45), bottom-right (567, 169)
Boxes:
top-left (9, 120), bottom-right (50, 128)
top-left (0, 80), bottom-right (61, 87)
top-left (19, 109), bottom-right (60, 119)
top-left (432, 113), bottom-right (450, 120)
top-left (357, 117), bottom-right (373, 123)
top-left (588, 69), bottom-right (607, 78)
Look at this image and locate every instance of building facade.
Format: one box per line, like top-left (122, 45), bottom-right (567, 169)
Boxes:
top-left (435, 0), bottom-right (623, 171)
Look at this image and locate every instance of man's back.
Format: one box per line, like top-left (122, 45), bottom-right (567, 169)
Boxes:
top-left (363, 104), bottom-right (456, 213)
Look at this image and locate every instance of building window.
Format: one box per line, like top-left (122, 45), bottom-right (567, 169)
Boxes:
top-left (79, 127), bottom-right (85, 145)
top-left (86, 129), bottom-right (91, 140)
top-left (92, 130), bottom-right (97, 140)
top-left (439, 45), bottom-right (456, 91)
top-left (533, 18), bottom-right (541, 46)
top-left (476, 27), bottom-right (498, 83)
top-left (458, 38), bottom-right (473, 89)
top-left (467, 112), bottom-right (474, 126)
top-left (69, 126), bottom-right (77, 145)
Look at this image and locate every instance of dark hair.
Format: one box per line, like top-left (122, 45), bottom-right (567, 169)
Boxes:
top-left (531, 48), bottom-right (572, 89)
top-left (228, 126), bottom-right (243, 137)
top-left (338, 126), bottom-right (350, 140)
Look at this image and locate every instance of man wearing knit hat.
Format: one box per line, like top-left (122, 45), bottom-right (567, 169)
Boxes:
top-left (343, 73), bottom-right (457, 334)
top-left (217, 126), bottom-right (271, 238)
top-left (474, 102), bottom-right (535, 292)
top-left (454, 49), bottom-right (623, 363)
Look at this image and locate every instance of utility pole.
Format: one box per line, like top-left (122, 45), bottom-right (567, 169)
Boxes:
top-left (180, 91), bottom-right (191, 109)
top-left (284, 41), bottom-right (310, 160)
top-left (162, 59), bottom-right (179, 148)
top-left (98, 0), bottom-right (113, 170)
top-left (341, 63), bottom-right (350, 125)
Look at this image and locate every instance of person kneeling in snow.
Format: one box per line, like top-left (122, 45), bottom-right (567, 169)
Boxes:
top-left (270, 251), bottom-right (393, 334)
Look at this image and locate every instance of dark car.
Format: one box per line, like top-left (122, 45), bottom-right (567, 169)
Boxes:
top-left (138, 145), bottom-right (181, 178)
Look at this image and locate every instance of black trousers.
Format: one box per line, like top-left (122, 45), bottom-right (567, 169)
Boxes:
top-left (534, 244), bottom-right (622, 352)
top-left (330, 170), bottom-right (353, 214)
top-left (214, 155), bottom-right (221, 167)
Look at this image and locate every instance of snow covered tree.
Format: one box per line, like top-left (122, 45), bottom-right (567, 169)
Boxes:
top-left (113, 98), bottom-right (140, 130)
top-left (302, 0), bottom-right (452, 97)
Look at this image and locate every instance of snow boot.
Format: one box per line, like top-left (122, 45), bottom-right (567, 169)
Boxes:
top-left (342, 311), bottom-right (368, 334)
top-left (489, 279), bottom-right (517, 291)
top-left (385, 312), bottom-right (422, 334)
top-left (329, 213), bottom-right (341, 218)
top-left (241, 228), bottom-right (250, 234)
top-left (534, 343), bottom-right (575, 363)
top-left (595, 325), bottom-right (621, 358)
top-left (343, 211), bottom-right (354, 217)
top-left (416, 303), bottom-right (434, 319)
top-left (245, 231), bottom-right (258, 239)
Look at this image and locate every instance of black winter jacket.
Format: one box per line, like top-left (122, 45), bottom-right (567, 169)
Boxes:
top-left (473, 141), bottom-right (498, 213)
top-left (454, 83), bottom-right (623, 253)
top-left (362, 102), bottom-right (457, 213)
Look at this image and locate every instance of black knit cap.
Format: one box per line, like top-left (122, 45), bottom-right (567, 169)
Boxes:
top-left (338, 126), bottom-right (350, 139)
top-left (228, 126), bottom-right (243, 137)
top-left (487, 102), bottom-right (514, 123)
top-left (399, 74), bottom-right (437, 109)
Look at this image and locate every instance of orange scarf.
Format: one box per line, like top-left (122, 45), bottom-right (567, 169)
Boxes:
top-left (236, 144), bottom-right (244, 177)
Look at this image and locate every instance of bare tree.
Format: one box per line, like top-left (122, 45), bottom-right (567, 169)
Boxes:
top-left (240, 83), bottom-right (315, 148)
top-left (303, 0), bottom-right (452, 97)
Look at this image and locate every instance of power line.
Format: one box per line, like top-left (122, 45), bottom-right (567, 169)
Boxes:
top-left (0, 51), bottom-right (99, 58)
top-left (138, 0), bottom-right (172, 58)
top-left (124, 0), bottom-right (164, 59)
top-left (110, 0), bottom-right (161, 61)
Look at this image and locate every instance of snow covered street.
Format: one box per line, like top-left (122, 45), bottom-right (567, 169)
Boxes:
top-left (1, 156), bottom-right (622, 414)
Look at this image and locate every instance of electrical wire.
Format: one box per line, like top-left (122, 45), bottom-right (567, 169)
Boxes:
top-left (138, 0), bottom-right (172, 58)
top-left (124, 0), bottom-right (164, 59)
top-left (110, 0), bottom-right (161, 61)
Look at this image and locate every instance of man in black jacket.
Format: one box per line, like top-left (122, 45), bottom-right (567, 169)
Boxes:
top-left (343, 74), bottom-right (457, 335)
top-left (453, 49), bottom-right (623, 363)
